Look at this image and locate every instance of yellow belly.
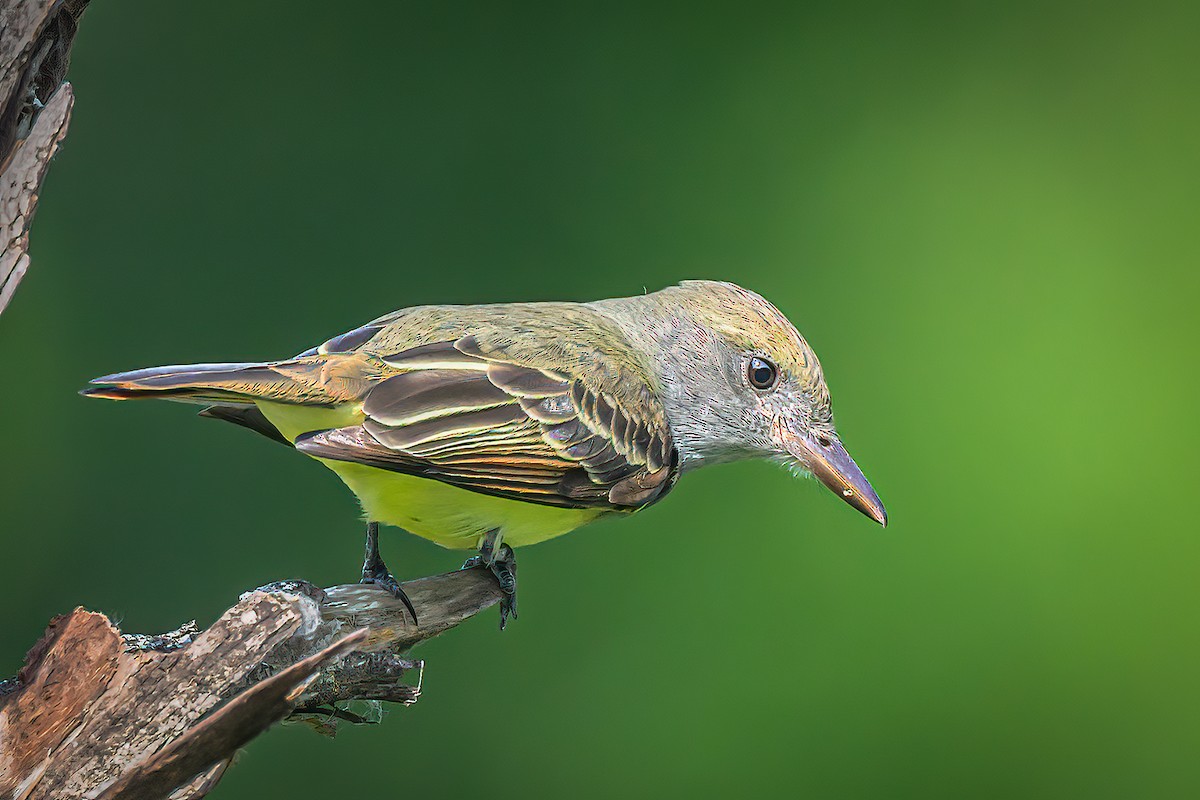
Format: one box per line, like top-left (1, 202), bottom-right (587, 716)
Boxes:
top-left (319, 460), bottom-right (602, 549)
top-left (257, 400), bottom-right (605, 550)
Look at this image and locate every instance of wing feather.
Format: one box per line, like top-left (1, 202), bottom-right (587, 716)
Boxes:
top-left (296, 338), bottom-right (678, 510)
top-left (362, 404), bottom-right (528, 450)
top-left (363, 370), bottom-right (513, 426)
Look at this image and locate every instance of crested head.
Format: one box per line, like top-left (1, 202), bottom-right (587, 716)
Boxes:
top-left (661, 280), bottom-right (832, 423)
top-left (592, 280), bottom-right (886, 526)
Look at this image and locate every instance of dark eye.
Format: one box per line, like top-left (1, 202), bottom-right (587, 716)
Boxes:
top-left (747, 357), bottom-right (777, 390)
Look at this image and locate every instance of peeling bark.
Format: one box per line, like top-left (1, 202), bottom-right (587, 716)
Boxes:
top-left (0, 0), bottom-right (89, 316)
top-left (0, 5), bottom-right (512, 797)
top-left (0, 570), bottom-right (503, 798)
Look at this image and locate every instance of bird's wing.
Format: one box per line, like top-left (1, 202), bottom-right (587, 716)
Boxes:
top-left (295, 336), bottom-right (678, 510)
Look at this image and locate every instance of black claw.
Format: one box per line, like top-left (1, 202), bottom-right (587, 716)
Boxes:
top-left (499, 593), bottom-right (517, 629)
top-left (360, 522), bottom-right (418, 625)
top-left (464, 532), bottom-right (518, 630)
top-left (361, 569), bottom-right (419, 626)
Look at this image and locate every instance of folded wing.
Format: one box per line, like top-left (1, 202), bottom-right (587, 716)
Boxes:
top-left (295, 337), bottom-right (678, 511)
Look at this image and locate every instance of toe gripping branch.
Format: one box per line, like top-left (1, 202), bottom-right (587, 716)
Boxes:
top-left (357, 523), bottom-right (517, 631)
top-left (359, 522), bottom-right (419, 625)
top-left (462, 529), bottom-right (518, 630)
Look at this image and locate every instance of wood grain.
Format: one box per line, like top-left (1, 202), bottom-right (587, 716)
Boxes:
top-left (0, 572), bottom-right (503, 798)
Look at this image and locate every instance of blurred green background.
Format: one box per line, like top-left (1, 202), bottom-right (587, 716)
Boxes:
top-left (2, 1), bottom-right (1197, 797)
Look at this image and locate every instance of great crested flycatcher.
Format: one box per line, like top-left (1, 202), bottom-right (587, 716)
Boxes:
top-left (85, 280), bottom-right (886, 627)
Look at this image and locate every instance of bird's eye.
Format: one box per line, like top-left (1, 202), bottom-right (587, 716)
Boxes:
top-left (747, 357), bottom-right (778, 390)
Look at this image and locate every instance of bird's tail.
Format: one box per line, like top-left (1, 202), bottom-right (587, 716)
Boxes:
top-left (82, 358), bottom-right (348, 406)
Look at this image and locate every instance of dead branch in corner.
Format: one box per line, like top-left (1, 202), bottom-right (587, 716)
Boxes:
top-left (0, 569), bottom-right (504, 799)
top-left (1, 0), bottom-right (88, 315)
top-left (1, 6), bottom-right (512, 796)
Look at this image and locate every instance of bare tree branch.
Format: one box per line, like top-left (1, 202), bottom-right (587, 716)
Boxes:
top-left (0, 5), bottom-right (515, 798)
top-left (0, 569), bottom-right (504, 799)
top-left (94, 629), bottom-right (371, 800)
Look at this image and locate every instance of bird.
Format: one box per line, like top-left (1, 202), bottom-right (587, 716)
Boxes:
top-left (83, 280), bottom-right (886, 628)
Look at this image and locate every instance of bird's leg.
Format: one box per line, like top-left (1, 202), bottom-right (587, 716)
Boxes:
top-left (461, 529), bottom-right (517, 630)
top-left (360, 521), bottom-right (418, 625)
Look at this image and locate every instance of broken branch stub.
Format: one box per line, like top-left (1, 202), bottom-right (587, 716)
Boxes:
top-left (0, 568), bottom-right (503, 798)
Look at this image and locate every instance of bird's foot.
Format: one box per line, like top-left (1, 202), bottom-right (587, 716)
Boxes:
top-left (461, 530), bottom-right (517, 630)
top-left (360, 522), bottom-right (418, 625)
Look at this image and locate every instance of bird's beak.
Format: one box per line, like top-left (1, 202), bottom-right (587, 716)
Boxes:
top-left (782, 429), bottom-right (887, 526)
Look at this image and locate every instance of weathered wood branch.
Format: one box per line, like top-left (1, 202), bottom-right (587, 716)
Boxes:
top-left (0, 570), bottom-right (504, 798)
top-left (1, 0), bottom-right (88, 315)
top-left (1, 5), bottom-right (517, 797)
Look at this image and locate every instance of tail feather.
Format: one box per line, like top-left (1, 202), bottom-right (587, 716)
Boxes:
top-left (84, 355), bottom-right (375, 448)
top-left (89, 362), bottom-right (267, 386)
top-left (85, 351), bottom-right (376, 409)
top-left (197, 404), bottom-right (294, 446)
top-left (82, 360), bottom-right (326, 405)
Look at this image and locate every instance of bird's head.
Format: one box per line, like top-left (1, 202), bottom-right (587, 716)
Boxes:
top-left (645, 280), bottom-right (887, 526)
